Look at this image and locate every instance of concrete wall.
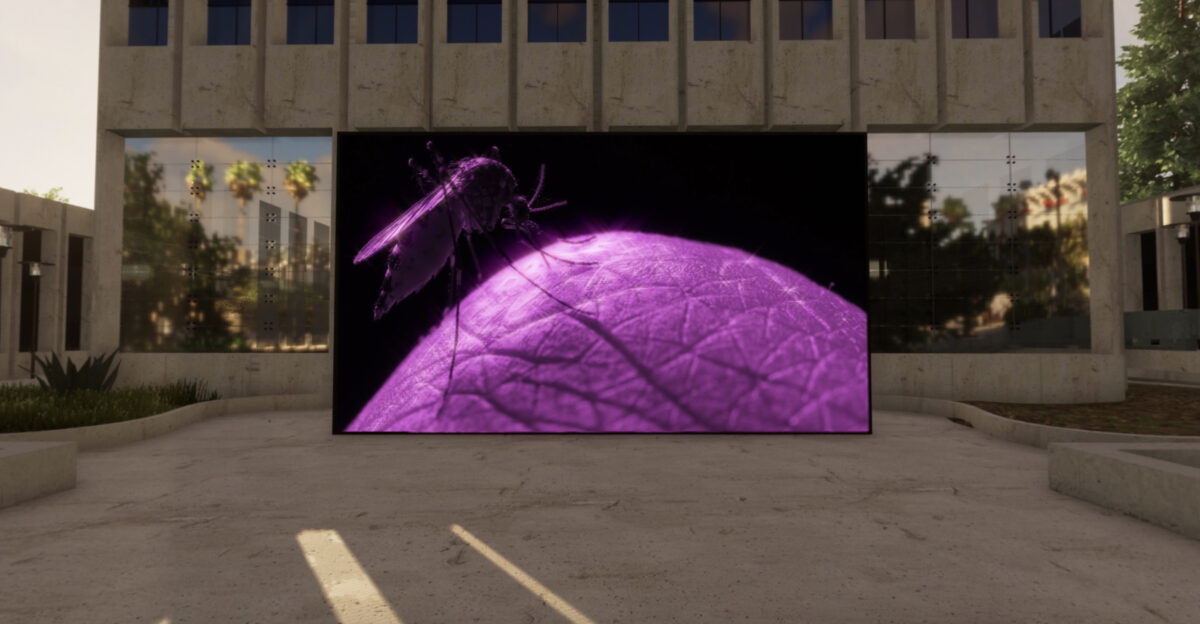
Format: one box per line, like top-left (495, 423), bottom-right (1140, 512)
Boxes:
top-left (1120, 184), bottom-right (1200, 385)
top-left (0, 189), bottom-right (96, 380)
top-left (94, 0), bottom-right (1124, 403)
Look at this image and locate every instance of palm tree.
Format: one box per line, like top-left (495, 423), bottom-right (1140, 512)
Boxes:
top-left (186, 160), bottom-right (213, 215)
top-left (224, 160), bottom-right (263, 262)
top-left (284, 160), bottom-right (318, 214)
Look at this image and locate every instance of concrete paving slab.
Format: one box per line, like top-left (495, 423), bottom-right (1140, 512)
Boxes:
top-left (0, 409), bottom-right (1197, 623)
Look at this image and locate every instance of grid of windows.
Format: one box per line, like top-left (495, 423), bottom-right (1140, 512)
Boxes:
top-left (868, 133), bottom-right (1091, 353)
top-left (864, 0), bottom-right (914, 39)
top-left (367, 0), bottom-right (418, 44)
top-left (208, 0), bottom-right (251, 45)
top-left (951, 0), bottom-right (998, 39)
top-left (695, 0), bottom-right (749, 41)
top-left (529, 0), bottom-right (586, 42)
top-left (129, 0), bottom-right (169, 46)
top-left (287, 0), bottom-right (335, 44)
top-left (779, 0), bottom-right (831, 40)
top-left (609, 0), bottom-right (668, 41)
top-left (448, 0), bottom-right (502, 43)
top-left (1038, 0), bottom-right (1081, 38)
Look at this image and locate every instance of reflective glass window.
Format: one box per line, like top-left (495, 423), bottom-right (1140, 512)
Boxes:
top-left (865, 0), bottom-right (915, 39)
top-left (129, 0), bottom-right (169, 46)
top-left (368, 0), bottom-right (419, 44)
top-left (1038, 0), bottom-right (1081, 38)
top-left (529, 0), bottom-right (586, 42)
top-left (287, 0), bottom-right (335, 44)
top-left (780, 0), bottom-right (832, 40)
top-left (449, 0), bottom-right (502, 43)
top-left (951, 0), bottom-right (998, 38)
top-left (695, 0), bottom-right (749, 41)
top-left (208, 0), bottom-right (251, 45)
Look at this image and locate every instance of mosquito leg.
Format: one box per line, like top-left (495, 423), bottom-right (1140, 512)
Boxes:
top-left (528, 200), bottom-right (567, 213)
top-left (515, 228), bottom-right (598, 267)
top-left (528, 164), bottom-right (546, 206)
top-left (463, 232), bottom-right (484, 282)
top-left (438, 222), bottom-right (462, 421)
top-left (476, 227), bottom-right (585, 314)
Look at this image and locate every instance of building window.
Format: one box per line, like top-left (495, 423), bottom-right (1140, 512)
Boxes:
top-left (1038, 0), bottom-right (1080, 38)
top-left (868, 132), bottom-right (1091, 353)
top-left (129, 0), bottom-right (169, 46)
top-left (529, 0), bottom-right (586, 42)
top-left (951, 0), bottom-right (997, 38)
top-left (609, 0), bottom-right (668, 42)
top-left (65, 236), bottom-right (85, 351)
top-left (367, 0), bottom-right (418, 43)
top-left (18, 230), bottom-right (42, 353)
top-left (779, 0), bottom-right (831, 40)
top-left (1140, 231), bottom-right (1158, 311)
top-left (695, 0), bottom-right (749, 41)
top-left (864, 0), bottom-right (914, 39)
top-left (288, 0), bottom-right (334, 44)
top-left (448, 0), bottom-right (502, 43)
top-left (208, 0), bottom-right (251, 45)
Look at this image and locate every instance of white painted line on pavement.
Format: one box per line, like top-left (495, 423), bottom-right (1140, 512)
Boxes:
top-left (449, 524), bottom-right (596, 624)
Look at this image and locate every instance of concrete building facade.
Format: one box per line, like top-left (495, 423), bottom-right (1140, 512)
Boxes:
top-left (83, 0), bottom-right (1122, 403)
top-left (0, 190), bottom-right (95, 380)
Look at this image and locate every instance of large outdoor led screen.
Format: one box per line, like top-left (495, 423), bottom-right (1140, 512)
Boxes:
top-left (335, 133), bottom-right (870, 433)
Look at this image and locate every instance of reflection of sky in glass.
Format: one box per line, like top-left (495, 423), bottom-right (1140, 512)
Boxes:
top-left (125, 137), bottom-right (332, 259)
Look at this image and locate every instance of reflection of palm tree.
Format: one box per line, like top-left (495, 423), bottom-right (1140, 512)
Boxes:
top-left (225, 160), bottom-right (262, 262)
top-left (284, 160), bottom-right (318, 214)
top-left (1046, 168), bottom-right (1062, 310)
top-left (186, 160), bottom-right (213, 215)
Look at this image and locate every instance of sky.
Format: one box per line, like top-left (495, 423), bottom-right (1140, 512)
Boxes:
top-left (0, 1), bottom-right (1143, 211)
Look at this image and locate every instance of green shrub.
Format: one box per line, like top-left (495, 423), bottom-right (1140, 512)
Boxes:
top-left (29, 351), bottom-right (120, 394)
top-left (0, 380), bottom-right (220, 433)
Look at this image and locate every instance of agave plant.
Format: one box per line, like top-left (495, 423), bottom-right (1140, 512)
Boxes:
top-left (30, 350), bottom-right (121, 394)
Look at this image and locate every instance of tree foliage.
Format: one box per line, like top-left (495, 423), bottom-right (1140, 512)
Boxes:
top-left (121, 151), bottom-right (252, 351)
top-left (22, 186), bottom-right (70, 203)
top-left (284, 159), bottom-right (319, 210)
top-left (1117, 0), bottom-right (1200, 203)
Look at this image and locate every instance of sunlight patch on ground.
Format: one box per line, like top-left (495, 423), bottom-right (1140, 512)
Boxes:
top-left (296, 530), bottom-right (405, 624)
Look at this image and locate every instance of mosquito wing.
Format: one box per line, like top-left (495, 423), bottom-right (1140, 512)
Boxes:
top-left (354, 184), bottom-right (453, 264)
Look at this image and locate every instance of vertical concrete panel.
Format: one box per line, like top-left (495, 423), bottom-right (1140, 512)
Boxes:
top-left (516, 0), bottom-right (592, 128)
top-left (264, 0), bottom-right (340, 129)
top-left (686, 0), bottom-right (764, 127)
top-left (771, 5), bottom-right (850, 129)
top-left (181, 0), bottom-right (263, 130)
top-left (858, 0), bottom-right (938, 128)
top-left (347, 0), bottom-right (428, 129)
top-left (1028, 1), bottom-right (1112, 125)
top-left (0, 190), bottom-right (15, 373)
top-left (432, 0), bottom-right (510, 127)
top-left (942, 0), bottom-right (1024, 126)
top-left (92, 130), bottom-right (125, 354)
top-left (601, 0), bottom-right (678, 128)
top-left (1087, 123), bottom-right (1123, 355)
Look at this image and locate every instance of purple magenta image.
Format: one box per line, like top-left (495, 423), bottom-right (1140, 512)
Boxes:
top-left (346, 230), bottom-right (869, 433)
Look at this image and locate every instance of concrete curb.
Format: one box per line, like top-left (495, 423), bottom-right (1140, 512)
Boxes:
top-left (0, 393), bottom-right (330, 510)
top-left (876, 394), bottom-right (1200, 542)
top-left (1049, 443), bottom-right (1200, 542)
top-left (872, 394), bottom-right (1200, 449)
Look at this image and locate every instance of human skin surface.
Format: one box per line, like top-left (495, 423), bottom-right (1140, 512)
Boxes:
top-left (346, 231), bottom-right (869, 433)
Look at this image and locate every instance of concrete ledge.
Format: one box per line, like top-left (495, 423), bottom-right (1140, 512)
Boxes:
top-left (873, 394), bottom-right (1200, 449)
top-left (1049, 443), bottom-right (1200, 541)
top-left (0, 393), bottom-right (329, 512)
top-left (0, 441), bottom-right (76, 510)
